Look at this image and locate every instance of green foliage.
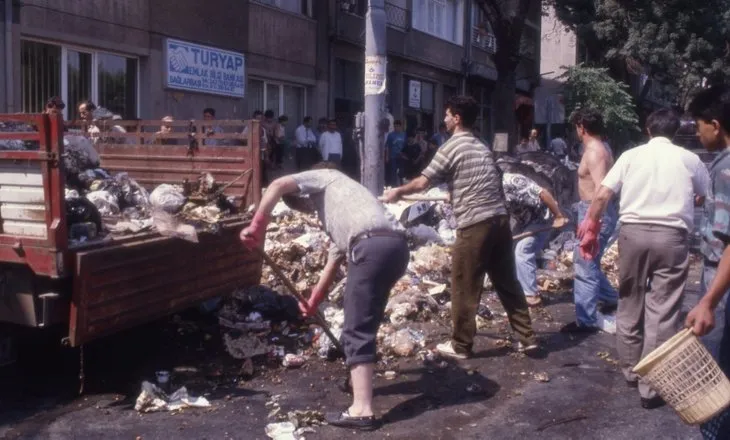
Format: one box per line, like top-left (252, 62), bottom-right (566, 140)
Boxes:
top-left (551, 0), bottom-right (730, 106)
top-left (562, 65), bottom-right (640, 144)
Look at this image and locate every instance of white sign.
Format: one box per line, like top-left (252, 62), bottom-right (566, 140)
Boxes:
top-left (408, 80), bottom-right (421, 108)
top-left (165, 38), bottom-right (245, 98)
top-left (493, 133), bottom-right (509, 152)
top-left (364, 56), bottom-right (387, 95)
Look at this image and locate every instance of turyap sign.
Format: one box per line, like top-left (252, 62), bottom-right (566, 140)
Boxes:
top-left (165, 38), bottom-right (245, 98)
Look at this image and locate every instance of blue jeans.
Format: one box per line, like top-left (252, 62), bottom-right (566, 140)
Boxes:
top-left (700, 263), bottom-right (730, 360)
top-left (514, 228), bottom-right (550, 297)
top-left (573, 201), bottom-right (619, 326)
top-left (701, 298), bottom-right (730, 439)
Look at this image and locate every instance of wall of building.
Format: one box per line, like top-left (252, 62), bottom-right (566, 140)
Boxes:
top-left (540, 7), bottom-right (577, 82)
top-left (147, 0), bottom-right (248, 119)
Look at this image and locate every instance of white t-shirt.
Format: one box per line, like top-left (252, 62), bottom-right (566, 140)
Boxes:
top-left (318, 131), bottom-right (343, 159)
top-left (601, 137), bottom-right (710, 231)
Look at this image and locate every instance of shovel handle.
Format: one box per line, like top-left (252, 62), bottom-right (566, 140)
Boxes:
top-left (255, 248), bottom-right (344, 355)
top-left (512, 224), bottom-right (568, 241)
top-left (400, 195), bottom-right (449, 202)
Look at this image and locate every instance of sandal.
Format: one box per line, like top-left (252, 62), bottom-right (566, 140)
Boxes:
top-left (526, 296), bottom-right (543, 307)
top-left (326, 410), bottom-right (380, 431)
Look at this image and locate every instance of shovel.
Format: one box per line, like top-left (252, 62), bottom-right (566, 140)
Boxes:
top-left (255, 248), bottom-right (344, 356)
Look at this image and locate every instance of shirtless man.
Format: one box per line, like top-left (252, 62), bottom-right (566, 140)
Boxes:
top-left (566, 108), bottom-right (619, 334)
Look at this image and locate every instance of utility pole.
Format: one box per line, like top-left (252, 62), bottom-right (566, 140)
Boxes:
top-left (361, 0), bottom-right (387, 195)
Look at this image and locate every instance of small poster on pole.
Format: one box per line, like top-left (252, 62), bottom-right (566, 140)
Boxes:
top-left (364, 56), bottom-right (387, 95)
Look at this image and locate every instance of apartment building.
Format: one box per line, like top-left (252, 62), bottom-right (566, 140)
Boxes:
top-left (0, 0), bottom-right (541, 143)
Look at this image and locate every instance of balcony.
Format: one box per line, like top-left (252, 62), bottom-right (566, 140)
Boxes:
top-left (339, 0), bottom-right (410, 31)
top-left (472, 28), bottom-right (497, 54)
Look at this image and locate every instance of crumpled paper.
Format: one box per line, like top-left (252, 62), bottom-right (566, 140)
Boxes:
top-left (134, 381), bottom-right (211, 413)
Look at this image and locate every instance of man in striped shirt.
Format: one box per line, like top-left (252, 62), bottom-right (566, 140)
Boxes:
top-left (382, 95), bottom-right (537, 359)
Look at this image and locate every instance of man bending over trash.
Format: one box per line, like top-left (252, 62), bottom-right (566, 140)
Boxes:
top-left (240, 162), bottom-right (409, 431)
top-left (502, 172), bottom-right (568, 307)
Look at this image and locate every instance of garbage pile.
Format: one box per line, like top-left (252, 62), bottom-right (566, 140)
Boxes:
top-left (61, 135), bottom-right (241, 244)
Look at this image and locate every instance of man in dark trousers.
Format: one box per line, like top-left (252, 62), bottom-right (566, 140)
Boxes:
top-left (382, 95), bottom-right (537, 359)
top-left (240, 162), bottom-right (408, 431)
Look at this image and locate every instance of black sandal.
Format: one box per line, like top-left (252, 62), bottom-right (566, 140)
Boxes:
top-left (326, 410), bottom-right (380, 431)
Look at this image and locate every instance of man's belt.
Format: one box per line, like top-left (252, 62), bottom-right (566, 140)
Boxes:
top-left (350, 229), bottom-right (406, 248)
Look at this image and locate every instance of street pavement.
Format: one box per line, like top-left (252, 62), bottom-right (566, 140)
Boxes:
top-left (0, 260), bottom-right (707, 440)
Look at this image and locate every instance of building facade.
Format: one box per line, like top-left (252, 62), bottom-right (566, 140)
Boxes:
top-left (0, 0), bottom-right (541, 144)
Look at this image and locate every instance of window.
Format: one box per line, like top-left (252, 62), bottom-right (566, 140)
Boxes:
top-left (471, 4), bottom-right (497, 53)
top-left (20, 40), bottom-right (138, 119)
top-left (334, 59), bottom-right (363, 101)
top-left (255, 0), bottom-right (312, 17)
top-left (412, 0), bottom-right (464, 44)
top-left (247, 79), bottom-right (306, 138)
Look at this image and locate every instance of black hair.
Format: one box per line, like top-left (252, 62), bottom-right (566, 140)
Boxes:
top-left (252, 110), bottom-right (263, 117)
top-left (46, 96), bottom-right (65, 110)
top-left (327, 118), bottom-right (337, 124)
top-left (570, 107), bottom-right (605, 136)
top-left (203, 107), bottom-right (216, 117)
top-left (646, 108), bottom-right (680, 138)
top-left (303, 116), bottom-right (312, 123)
top-left (264, 110), bottom-right (275, 119)
top-left (689, 85), bottom-right (730, 133)
top-left (393, 120), bottom-right (403, 126)
top-left (445, 95), bottom-right (479, 128)
top-left (80, 100), bottom-right (96, 111)
top-left (278, 115), bottom-right (288, 123)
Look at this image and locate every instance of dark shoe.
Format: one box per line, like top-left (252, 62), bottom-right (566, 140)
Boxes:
top-left (326, 410), bottom-right (380, 431)
top-left (626, 380), bottom-right (639, 389)
top-left (641, 396), bottom-right (666, 409)
top-left (560, 322), bottom-right (599, 334)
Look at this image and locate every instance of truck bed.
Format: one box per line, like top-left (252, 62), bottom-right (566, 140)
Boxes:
top-left (0, 114), bottom-right (264, 346)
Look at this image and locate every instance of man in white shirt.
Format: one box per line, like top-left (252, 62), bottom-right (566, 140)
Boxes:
top-left (295, 116), bottom-right (319, 171)
top-left (578, 108), bottom-right (710, 410)
top-left (550, 136), bottom-right (568, 158)
top-left (318, 118), bottom-right (343, 167)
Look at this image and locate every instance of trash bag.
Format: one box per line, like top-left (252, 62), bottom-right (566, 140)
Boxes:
top-left (77, 168), bottom-right (111, 190)
top-left (114, 173), bottom-right (150, 209)
top-left (63, 135), bottom-right (100, 175)
top-left (85, 190), bottom-right (121, 216)
top-left (65, 197), bottom-right (102, 232)
top-left (150, 184), bottom-right (187, 214)
top-left (152, 209), bottom-right (198, 243)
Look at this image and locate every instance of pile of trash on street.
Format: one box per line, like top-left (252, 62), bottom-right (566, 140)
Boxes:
top-left (215, 150), bottom-right (621, 371)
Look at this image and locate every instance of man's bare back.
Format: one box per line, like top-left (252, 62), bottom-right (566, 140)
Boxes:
top-left (578, 138), bottom-right (614, 201)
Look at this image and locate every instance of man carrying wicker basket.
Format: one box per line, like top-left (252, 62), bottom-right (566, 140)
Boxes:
top-left (685, 85), bottom-right (730, 440)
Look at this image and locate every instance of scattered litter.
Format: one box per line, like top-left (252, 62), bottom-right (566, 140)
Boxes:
top-left (265, 422), bottom-right (298, 440)
top-left (383, 328), bottom-right (426, 357)
top-left (534, 372), bottom-right (550, 383)
top-left (383, 371), bottom-right (398, 380)
top-left (134, 381), bottom-right (210, 413)
top-left (282, 354), bottom-right (306, 368)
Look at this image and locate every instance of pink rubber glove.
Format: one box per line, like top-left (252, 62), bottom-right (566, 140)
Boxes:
top-left (239, 212), bottom-right (270, 250)
top-left (577, 217), bottom-right (601, 260)
top-left (299, 286), bottom-right (325, 318)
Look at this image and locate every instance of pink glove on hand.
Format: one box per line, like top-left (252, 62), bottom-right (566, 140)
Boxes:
top-left (577, 217), bottom-right (601, 260)
top-left (299, 287), bottom-right (325, 318)
top-left (239, 212), bottom-right (270, 250)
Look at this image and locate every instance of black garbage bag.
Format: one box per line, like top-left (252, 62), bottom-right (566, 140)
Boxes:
top-left (65, 197), bottom-right (102, 233)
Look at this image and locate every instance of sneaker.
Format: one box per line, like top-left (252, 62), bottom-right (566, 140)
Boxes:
top-left (436, 341), bottom-right (469, 360)
top-left (517, 341), bottom-right (539, 353)
top-left (596, 312), bottom-right (617, 335)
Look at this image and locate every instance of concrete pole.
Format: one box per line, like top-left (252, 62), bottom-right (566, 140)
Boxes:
top-left (361, 0), bottom-right (387, 195)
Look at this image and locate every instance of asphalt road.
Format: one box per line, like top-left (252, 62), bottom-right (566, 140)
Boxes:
top-left (0, 260), bottom-right (707, 440)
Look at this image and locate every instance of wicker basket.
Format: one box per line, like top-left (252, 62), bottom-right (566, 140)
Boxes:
top-left (633, 328), bottom-right (730, 425)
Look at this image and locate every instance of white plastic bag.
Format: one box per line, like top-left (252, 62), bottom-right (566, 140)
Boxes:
top-left (150, 184), bottom-right (187, 214)
top-left (85, 190), bottom-right (120, 216)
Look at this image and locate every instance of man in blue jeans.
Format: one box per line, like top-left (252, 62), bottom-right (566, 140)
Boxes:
top-left (502, 172), bottom-right (568, 307)
top-left (565, 108), bottom-right (619, 334)
top-left (685, 85), bottom-right (730, 440)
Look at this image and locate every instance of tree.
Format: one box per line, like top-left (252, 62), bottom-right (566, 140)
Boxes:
top-left (474, 0), bottom-right (533, 150)
top-left (561, 65), bottom-right (640, 152)
top-left (551, 0), bottom-right (730, 109)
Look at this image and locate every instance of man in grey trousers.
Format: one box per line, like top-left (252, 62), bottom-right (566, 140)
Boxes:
top-left (240, 162), bottom-right (408, 431)
top-left (578, 108), bottom-right (710, 409)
